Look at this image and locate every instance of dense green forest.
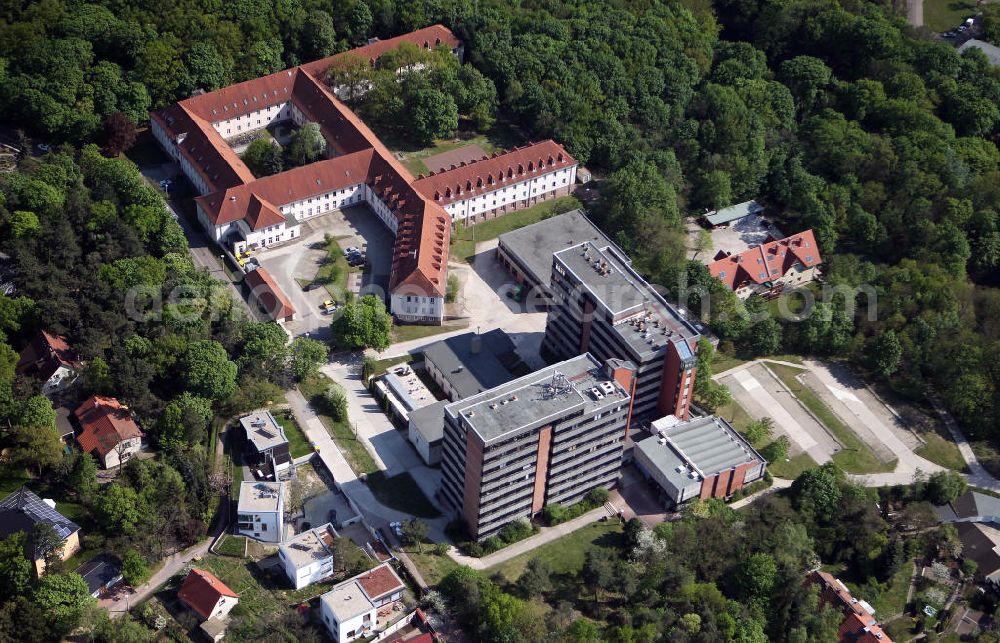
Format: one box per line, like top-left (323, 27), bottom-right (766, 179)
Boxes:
top-left (3, 0), bottom-right (999, 437)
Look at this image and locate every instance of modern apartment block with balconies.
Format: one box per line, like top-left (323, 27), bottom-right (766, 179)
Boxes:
top-left (541, 241), bottom-right (701, 421)
top-left (439, 353), bottom-right (636, 541)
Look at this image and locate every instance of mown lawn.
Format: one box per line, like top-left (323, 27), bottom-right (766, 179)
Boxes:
top-left (768, 363), bottom-right (896, 474)
top-left (215, 534), bottom-right (248, 558)
top-left (380, 125), bottom-right (525, 176)
top-left (273, 410), bottom-right (312, 458)
top-left (923, 0), bottom-right (976, 32)
top-left (298, 374), bottom-right (379, 475)
top-left (449, 196), bottom-right (582, 262)
top-left (710, 351), bottom-right (747, 375)
top-left (391, 321), bottom-right (467, 344)
top-left (309, 236), bottom-right (354, 302)
top-left (402, 547), bottom-right (461, 587)
top-left (915, 432), bottom-right (967, 472)
top-left (366, 471), bottom-right (440, 518)
top-left (487, 520), bottom-right (624, 583)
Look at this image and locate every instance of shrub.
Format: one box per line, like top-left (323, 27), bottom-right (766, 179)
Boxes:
top-left (584, 487), bottom-right (610, 507)
top-left (322, 384), bottom-right (348, 422)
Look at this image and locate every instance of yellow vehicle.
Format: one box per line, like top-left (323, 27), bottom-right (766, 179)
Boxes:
top-left (322, 299), bottom-right (336, 313)
top-left (237, 257), bottom-right (245, 267)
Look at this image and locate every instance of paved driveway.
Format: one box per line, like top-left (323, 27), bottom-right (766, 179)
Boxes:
top-left (719, 363), bottom-right (839, 464)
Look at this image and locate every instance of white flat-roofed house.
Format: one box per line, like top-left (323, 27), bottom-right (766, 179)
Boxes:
top-left (319, 563), bottom-right (407, 642)
top-left (240, 410), bottom-right (292, 475)
top-left (320, 580), bottom-right (377, 643)
top-left (279, 523), bottom-right (339, 589)
top-left (236, 481), bottom-right (284, 542)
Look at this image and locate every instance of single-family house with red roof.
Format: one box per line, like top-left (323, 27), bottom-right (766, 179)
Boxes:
top-left (178, 568), bottom-right (240, 623)
top-left (74, 396), bottom-right (143, 469)
top-left (708, 229), bottom-right (823, 299)
top-left (16, 330), bottom-right (80, 397)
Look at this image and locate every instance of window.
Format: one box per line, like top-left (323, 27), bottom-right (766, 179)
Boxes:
top-left (261, 524), bottom-right (267, 531)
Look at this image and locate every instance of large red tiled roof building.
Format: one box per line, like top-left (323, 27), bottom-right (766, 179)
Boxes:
top-left (152, 25), bottom-right (577, 324)
top-left (810, 571), bottom-right (893, 642)
top-left (74, 396), bottom-right (143, 469)
top-left (708, 229), bottom-right (823, 299)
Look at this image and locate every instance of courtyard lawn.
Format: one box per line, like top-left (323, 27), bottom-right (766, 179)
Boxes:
top-left (311, 236), bottom-right (353, 302)
top-left (366, 471), bottom-right (440, 518)
top-left (923, 0), bottom-right (977, 32)
top-left (391, 321), bottom-right (467, 344)
top-left (487, 520), bottom-right (624, 583)
top-left (298, 373), bottom-right (379, 475)
top-left (380, 125), bottom-right (525, 176)
top-left (369, 354), bottom-right (414, 378)
top-left (273, 410), bottom-right (312, 458)
top-left (768, 363), bottom-right (896, 474)
top-left (449, 195), bottom-right (583, 263)
top-left (710, 351), bottom-right (747, 375)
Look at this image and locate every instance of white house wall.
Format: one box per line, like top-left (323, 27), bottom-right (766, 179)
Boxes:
top-left (441, 166), bottom-right (576, 224)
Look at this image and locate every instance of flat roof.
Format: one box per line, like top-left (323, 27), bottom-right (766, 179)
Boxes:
top-left (240, 411), bottom-right (288, 452)
top-left (444, 353), bottom-right (629, 444)
top-left (554, 241), bottom-right (700, 357)
top-left (383, 368), bottom-right (435, 412)
top-left (279, 523), bottom-right (337, 569)
top-left (321, 580), bottom-right (375, 621)
top-left (705, 199), bottom-right (763, 226)
top-left (637, 416), bottom-right (764, 483)
top-left (238, 481), bottom-right (283, 513)
top-left (408, 399), bottom-right (448, 444)
top-left (422, 329), bottom-right (522, 398)
top-left (498, 209), bottom-right (619, 288)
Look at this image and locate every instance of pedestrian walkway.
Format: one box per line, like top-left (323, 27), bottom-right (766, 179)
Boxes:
top-left (446, 505), bottom-right (614, 571)
top-left (729, 477), bottom-right (793, 510)
top-left (106, 536), bottom-right (215, 617)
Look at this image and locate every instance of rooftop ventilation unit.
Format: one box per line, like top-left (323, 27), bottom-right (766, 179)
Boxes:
top-left (600, 382), bottom-right (615, 395)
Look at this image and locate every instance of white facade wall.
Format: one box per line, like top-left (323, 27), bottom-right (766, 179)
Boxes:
top-left (151, 121), bottom-right (213, 197)
top-left (280, 184), bottom-right (366, 222)
top-left (280, 549), bottom-right (334, 590)
top-left (236, 508), bottom-right (283, 543)
top-left (101, 437), bottom-right (142, 470)
top-left (390, 293), bottom-right (443, 323)
top-left (232, 219), bottom-right (301, 254)
top-left (441, 166), bottom-right (577, 223)
top-left (213, 101), bottom-right (296, 139)
top-left (321, 601), bottom-right (376, 643)
top-left (205, 595), bottom-right (239, 621)
top-left (733, 263), bottom-right (819, 299)
top-left (42, 365), bottom-right (77, 397)
top-left (362, 186), bottom-right (401, 234)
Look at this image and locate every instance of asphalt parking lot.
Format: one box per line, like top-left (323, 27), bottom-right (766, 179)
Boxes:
top-left (719, 362), bottom-right (839, 464)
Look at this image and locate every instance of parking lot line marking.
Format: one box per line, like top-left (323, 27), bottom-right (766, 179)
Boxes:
top-left (826, 385), bottom-right (861, 404)
top-left (730, 369), bottom-right (819, 451)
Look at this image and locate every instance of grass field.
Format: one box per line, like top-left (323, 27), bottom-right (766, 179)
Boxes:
top-left (369, 354), bottom-right (414, 377)
top-left (768, 363), bottom-right (896, 474)
top-left (215, 535), bottom-right (248, 558)
top-left (366, 471), bottom-right (441, 518)
top-left (273, 410), bottom-right (312, 458)
top-left (391, 321), bottom-right (467, 344)
top-left (869, 559), bottom-right (915, 620)
top-left (710, 352), bottom-right (747, 375)
top-left (298, 374), bottom-right (379, 475)
top-left (402, 548), bottom-right (460, 587)
top-left (923, 0), bottom-right (977, 32)
top-left (381, 125), bottom-right (525, 176)
top-left (309, 236), bottom-right (354, 302)
top-left (915, 432), bottom-right (968, 472)
top-left (449, 196), bottom-right (582, 262)
top-left (487, 520), bottom-right (624, 582)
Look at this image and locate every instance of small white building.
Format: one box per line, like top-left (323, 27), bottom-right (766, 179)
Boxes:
top-left (320, 580), bottom-right (377, 643)
top-left (319, 563), bottom-right (406, 643)
top-left (279, 523), bottom-right (339, 589)
top-left (236, 481), bottom-right (284, 543)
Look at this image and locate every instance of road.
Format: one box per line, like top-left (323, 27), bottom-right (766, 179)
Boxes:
top-left (105, 536), bottom-right (215, 617)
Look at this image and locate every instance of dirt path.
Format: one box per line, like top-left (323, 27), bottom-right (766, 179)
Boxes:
top-left (907, 0), bottom-right (923, 27)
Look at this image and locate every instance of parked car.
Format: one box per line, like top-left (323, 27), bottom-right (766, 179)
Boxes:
top-left (347, 252), bottom-right (366, 267)
top-left (36, 143), bottom-right (50, 152)
top-left (343, 246), bottom-right (360, 256)
top-left (328, 509), bottom-right (337, 525)
top-left (322, 299), bottom-right (337, 314)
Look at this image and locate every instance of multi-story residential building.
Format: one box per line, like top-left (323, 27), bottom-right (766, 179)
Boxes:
top-left (708, 229), bottom-right (823, 299)
top-left (151, 24), bottom-right (577, 325)
top-left (633, 415), bottom-right (766, 506)
top-left (278, 522), bottom-right (338, 589)
top-left (240, 410), bottom-right (292, 477)
top-left (236, 481), bottom-right (284, 543)
top-left (496, 208), bottom-right (620, 304)
top-left (542, 241), bottom-right (701, 421)
top-left (440, 353), bottom-right (636, 540)
top-left (74, 396), bottom-right (144, 469)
